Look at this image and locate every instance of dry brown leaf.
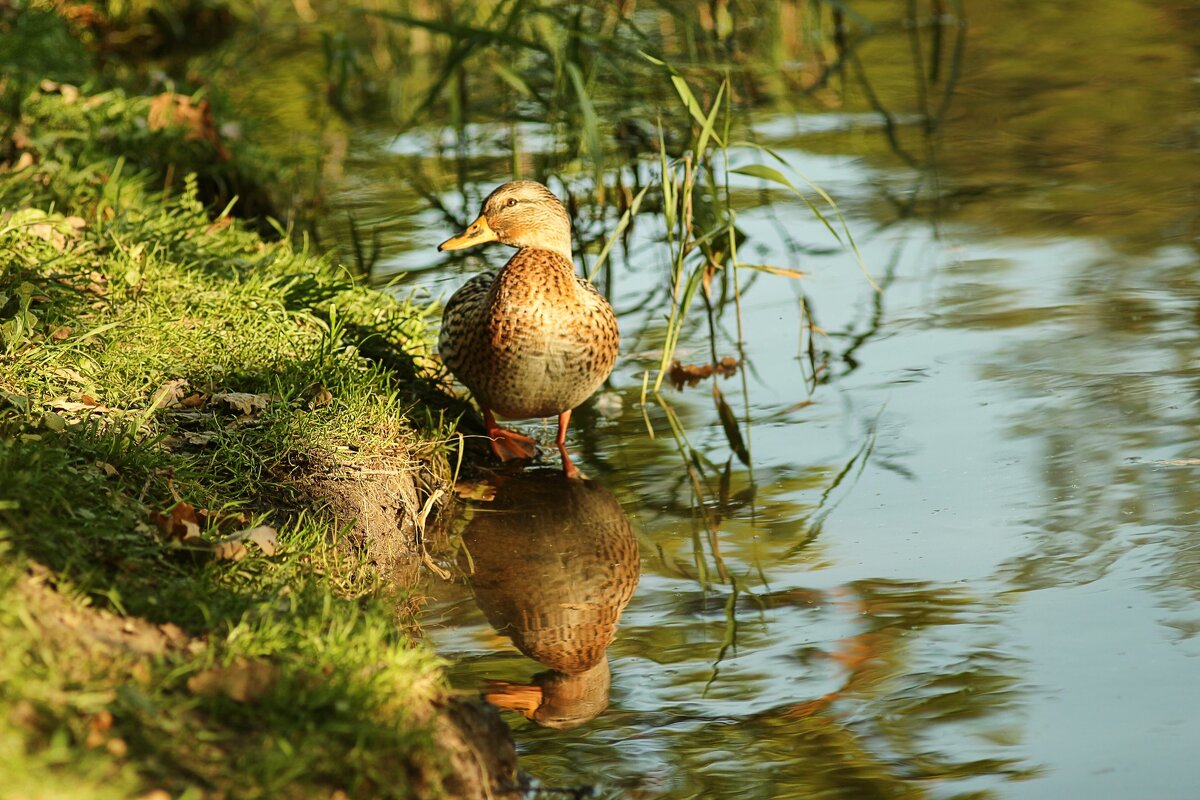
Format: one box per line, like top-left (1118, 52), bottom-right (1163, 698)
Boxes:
top-left (302, 382), bottom-right (333, 409)
top-left (669, 360), bottom-right (713, 387)
top-left (209, 391), bottom-right (272, 416)
top-left (86, 271), bottom-right (108, 296)
top-left (50, 325), bottom-right (73, 340)
top-left (668, 357), bottom-right (741, 390)
top-left (701, 260), bottom-right (720, 300)
top-left (454, 480), bottom-right (497, 502)
top-left (715, 355), bottom-right (739, 376)
top-left (147, 93), bottom-right (231, 161)
top-left (179, 392), bottom-right (207, 409)
top-left (195, 508), bottom-right (248, 534)
top-left (187, 657), bottom-right (277, 703)
top-left (52, 366), bottom-right (85, 384)
top-left (213, 525), bottom-right (278, 560)
top-left (85, 711), bottom-right (114, 749)
top-left (181, 431), bottom-right (217, 447)
top-left (149, 378), bottom-right (189, 410)
top-left (150, 502), bottom-right (202, 542)
top-left (49, 396), bottom-right (111, 414)
top-left (206, 216), bottom-right (233, 234)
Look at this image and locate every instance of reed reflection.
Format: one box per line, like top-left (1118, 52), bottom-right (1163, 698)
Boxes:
top-left (454, 471), bottom-right (639, 730)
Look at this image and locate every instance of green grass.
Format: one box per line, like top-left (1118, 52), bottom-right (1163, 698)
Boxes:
top-left (0, 83), bottom-right (465, 799)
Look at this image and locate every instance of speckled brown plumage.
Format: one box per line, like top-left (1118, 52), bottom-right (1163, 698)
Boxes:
top-left (439, 250), bottom-right (618, 419)
top-left (437, 181), bottom-right (619, 475)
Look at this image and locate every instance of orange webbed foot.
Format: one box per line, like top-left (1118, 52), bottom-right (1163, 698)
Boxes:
top-left (486, 425), bottom-right (539, 462)
top-left (482, 408), bottom-right (538, 462)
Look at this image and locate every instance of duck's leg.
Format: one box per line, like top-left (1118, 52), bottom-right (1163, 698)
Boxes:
top-left (483, 408), bottom-right (538, 462)
top-left (556, 409), bottom-right (580, 480)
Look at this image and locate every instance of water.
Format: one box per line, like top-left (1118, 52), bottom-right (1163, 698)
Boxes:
top-left (253, 2), bottom-right (1200, 796)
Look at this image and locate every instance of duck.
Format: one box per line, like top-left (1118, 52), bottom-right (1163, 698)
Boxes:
top-left (437, 180), bottom-right (619, 479)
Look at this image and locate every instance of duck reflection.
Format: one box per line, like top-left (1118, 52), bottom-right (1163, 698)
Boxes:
top-left (455, 471), bottom-right (639, 730)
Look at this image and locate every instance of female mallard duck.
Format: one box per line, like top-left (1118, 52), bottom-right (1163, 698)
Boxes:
top-left (437, 181), bottom-right (619, 479)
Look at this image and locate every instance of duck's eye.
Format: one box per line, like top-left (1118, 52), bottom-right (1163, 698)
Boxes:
top-left (505, 198), bottom-right (518, 208)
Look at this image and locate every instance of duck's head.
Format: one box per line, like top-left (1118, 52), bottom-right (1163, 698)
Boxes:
top-left (438, 181), bottom-right (572, 261)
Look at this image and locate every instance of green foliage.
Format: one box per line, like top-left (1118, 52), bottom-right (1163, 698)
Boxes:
top-left (0, 5), bottom-right (90, 89)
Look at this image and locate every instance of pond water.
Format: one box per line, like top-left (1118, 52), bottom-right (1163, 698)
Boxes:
top-left (280, 2), bottom-right (1199, 797)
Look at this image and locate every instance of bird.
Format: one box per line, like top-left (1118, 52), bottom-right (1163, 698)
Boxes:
top-left (437, 180), bottom-right (619, 479)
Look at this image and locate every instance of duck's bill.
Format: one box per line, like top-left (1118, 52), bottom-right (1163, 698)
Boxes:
top-left (438, 214), bottom-right (498, 251)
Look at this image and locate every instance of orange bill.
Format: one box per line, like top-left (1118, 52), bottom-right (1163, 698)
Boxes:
top-left (438, 214), bottom-right (498, 251)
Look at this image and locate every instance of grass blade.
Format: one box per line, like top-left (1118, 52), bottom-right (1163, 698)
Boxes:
top-left (589, 183), bottom-right (651, 281)
top-left (713, 384), bottom-right (750, 466)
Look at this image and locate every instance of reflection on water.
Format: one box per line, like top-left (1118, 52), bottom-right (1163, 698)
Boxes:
top-left (448, 472), bottom-right (638, 730)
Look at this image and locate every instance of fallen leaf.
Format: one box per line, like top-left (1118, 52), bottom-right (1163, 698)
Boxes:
top-left (454, 480), bottom-right (497, 502)
top-left (96, 460), bottom-right (119, 477)
top-left (85, 711), bottom-right (113, 749)
top-left (715, 355), bottom-right (739, 376)
top-left (209, 391), bottom-right (272, 416)
top-left (149, 378), bottom-right (189, 410)
top-left (247, 526), bottom-right (277, 555)
top-left (206, 216), bottom-right (233, 234)
top-left (669, 360), bottom-right (713, 388)
top-left (187, 657), bottom-right (277, 702)
top-left (50, 325), bottom-right (72, 340)
top-left (668, 357), bottom-right (741, 390)
top-left (86, 271), bottom-right (108, 296)
top-left (150, 502), bottom-right (202, 542)
top-left (179, 392), bottom-right (207, 409)
top-left (213, 525), bottom-right (278, 560)
top-left (181, 431), bottom-right (217, 447)
top-left (49, 396), bottom-right (111, 414)
top-left (302, 382), bottom-right (333, 409)
top-left (147, 93), bottom-right (231, 161)
top-left (52, 366), bottom-right (86, 384)
top-left (195, 508), bottom-right (248, 534)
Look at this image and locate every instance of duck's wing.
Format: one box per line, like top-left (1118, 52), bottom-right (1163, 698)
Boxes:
top-left (440, 270), bottom-right (496, 369)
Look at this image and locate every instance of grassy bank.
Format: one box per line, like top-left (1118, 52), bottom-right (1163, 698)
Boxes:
top-left (0, 53), bottom-right (507, 800)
